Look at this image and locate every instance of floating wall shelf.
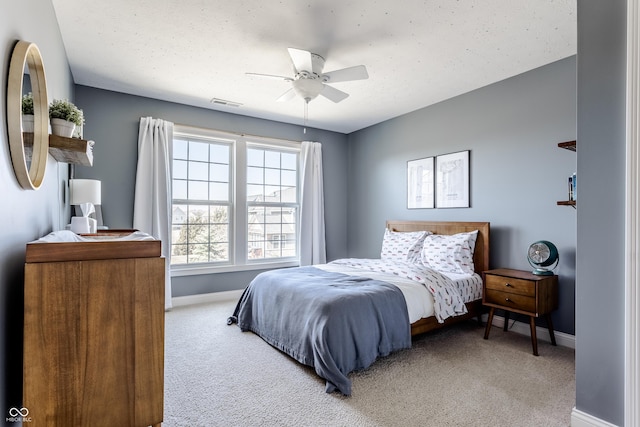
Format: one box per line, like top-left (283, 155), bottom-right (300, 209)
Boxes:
top-left (49, 134), bottom-right (94, 166)
top-left (557, 140), bottom-right (576, 208)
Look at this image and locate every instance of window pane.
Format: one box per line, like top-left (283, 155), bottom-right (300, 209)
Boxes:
top-left (171, 243), bottom-right (188, 264)
top-left (265, 151), bottom-right (280, 168)
top-left (209, 243), bottom-right (228, 262)
top-left (264, 186), bottom-right (280, 200)
top-left (188, 205), bottom-right (207, 221)
top-left (248, 241), bottom-right (264, 260)
top-left (210, 144), bottom-right (229, 162)
top-left (209, 182), bottom-right (228, 201)
top-left (189, 181), bottom-right (208, 200)
top-left (266, 208), bottom-right (282, 223)
top-left (173, 159), bottom-right (188, 179)
top-left (172, 204), bottom-right (188, 225)
top-left (188, 244), bottom-right (209, 263)
top-left (281, 187), bottom-right (297, 203)
top-left (174, 139), bottom-right (188, 160)
top-left (282, 170), bottom-right (296, 186)
top-left (264, 168), bottom-right (280, 185)
top-left (248, 206), bottom-right (265, 226)
top-left (189, 141), bottom-right (209, 160)
top-left (210, 205), bottom-right (229, 222)
top-left (173, 180), bottom-right (187, 200)
top-left (189, 161), bottom-right (209, 181)
top-left (247, 184), bottom-right (263, 200)
top-left (247, 166), bottom-right (263, 184)
top-left (210, 164), bottom-right (229, 182)
top-left (191, 224), bottom-right (210, 244)
top-left (210, 224), bottom-right (228, 243)
top-left (247, 148), bottom-right (263, 167)
top-left (282, 152), bottom-right (297, 170)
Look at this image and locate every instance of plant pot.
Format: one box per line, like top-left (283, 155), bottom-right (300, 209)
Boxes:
top-left (50, 118), bottom-right (76, 138)
top-left (22, 114), bottom-right (34, 133)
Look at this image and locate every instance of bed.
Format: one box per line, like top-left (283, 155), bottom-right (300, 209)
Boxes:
top-left (228, 220), bottom-right (490, 395)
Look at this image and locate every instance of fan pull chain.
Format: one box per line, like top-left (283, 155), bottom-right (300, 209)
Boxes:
top-left (303, 100), bottom-right (308, 134)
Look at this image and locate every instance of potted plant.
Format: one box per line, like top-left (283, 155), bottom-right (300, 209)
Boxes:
top-left (49, 99), bottom-right (84, 138)
top-left (21, 92), bottom-right (34, 132)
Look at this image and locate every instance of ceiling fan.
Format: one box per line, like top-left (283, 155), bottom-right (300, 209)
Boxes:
top-left (247, 47), bottom-right (369, 104)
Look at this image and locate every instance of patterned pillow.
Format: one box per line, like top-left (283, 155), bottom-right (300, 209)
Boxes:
top-left (380, 229), bottom-right (430, 264)
top-left (421, 230), bottom-right (478, 274)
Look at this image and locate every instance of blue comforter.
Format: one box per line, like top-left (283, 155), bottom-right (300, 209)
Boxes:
top-left (233, 266), bottom-right (411, 395)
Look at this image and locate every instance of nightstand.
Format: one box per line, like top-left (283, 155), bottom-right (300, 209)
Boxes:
top-left (482, 268), bottom-right (558, 356)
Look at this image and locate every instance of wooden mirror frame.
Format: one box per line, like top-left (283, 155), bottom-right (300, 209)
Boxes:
top-left (7, 41), bottom-right (49, 190)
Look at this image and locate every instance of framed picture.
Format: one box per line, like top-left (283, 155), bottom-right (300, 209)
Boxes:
top-left (407, 157), bottom-right (434, 209)
top-left (436, 150), bottom-right (470, 208)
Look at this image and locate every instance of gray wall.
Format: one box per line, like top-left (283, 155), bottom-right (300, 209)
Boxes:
top-left (576, 1), bottom-right (626, 425)
top-left (0, 0), bottom-right (74, 418)
top-left (74, 86), bottom-right (349, 296)
top-left (347, 57), bottom-right (577, 335)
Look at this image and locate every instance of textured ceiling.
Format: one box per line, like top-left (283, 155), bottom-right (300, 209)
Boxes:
top-left (51, 0), bottom-right (576, 134)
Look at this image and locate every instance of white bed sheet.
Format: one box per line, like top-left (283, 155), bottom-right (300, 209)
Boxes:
top-left (315, 263), bottom-right (482, 323)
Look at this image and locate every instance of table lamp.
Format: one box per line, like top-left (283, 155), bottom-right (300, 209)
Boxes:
top-left (69, 179), bottom-right (101, 234)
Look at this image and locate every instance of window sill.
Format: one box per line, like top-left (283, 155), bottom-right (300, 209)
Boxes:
top-left (171, 260), bottom-right (300, 277)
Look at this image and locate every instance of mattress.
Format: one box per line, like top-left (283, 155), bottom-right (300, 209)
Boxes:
top-left (316, 262), bottom-right (482, 323)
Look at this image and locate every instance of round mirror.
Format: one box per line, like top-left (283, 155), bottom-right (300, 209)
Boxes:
top-left (7, 41), bottom-right (48, 190)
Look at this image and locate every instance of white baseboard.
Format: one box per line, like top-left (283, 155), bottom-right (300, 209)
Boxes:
top-left (171, 289), bottom-right (244, 308)
top-left (571, 408), bottom-right (619, 427)
top-left (483, 313), bottom-right (576, 349)
top-left (171, 295), bottom-right (576, 350)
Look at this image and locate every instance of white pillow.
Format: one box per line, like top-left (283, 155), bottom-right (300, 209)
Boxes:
top-left (421, 230), bottom-right (478, 274)
top-left (380, 229), bottom-right (430, 264)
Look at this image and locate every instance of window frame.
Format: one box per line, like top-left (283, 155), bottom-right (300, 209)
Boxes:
top-left (171, 126), bottom-right (301, 277)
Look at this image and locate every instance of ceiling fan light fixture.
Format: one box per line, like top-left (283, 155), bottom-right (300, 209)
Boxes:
top-left (292, 78), bottom-right (323, 102)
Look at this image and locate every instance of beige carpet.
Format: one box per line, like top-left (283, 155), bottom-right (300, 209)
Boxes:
top-left (163, 300), bottom-right (575, 427)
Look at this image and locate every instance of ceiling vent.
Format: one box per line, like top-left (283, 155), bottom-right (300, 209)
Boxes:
top-left (210, 98), bottom-right (242, 107)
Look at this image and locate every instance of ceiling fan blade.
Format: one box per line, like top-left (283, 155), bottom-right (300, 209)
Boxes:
top-left (320, 84), bottom-right (349, 103)
top-left (322, 65), bottom-right (369, 83)
top-left (287, 48), bottom-right (313, 73)
top-left (276, 88), bottom-right (297, 102)
top-left (246, 72), bottom-right (293, 82)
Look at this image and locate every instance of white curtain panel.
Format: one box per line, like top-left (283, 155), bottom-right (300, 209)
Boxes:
top-left (300, 141), bottom-right (327, 265)
top-left (133, 117), bottom-right (173, 309)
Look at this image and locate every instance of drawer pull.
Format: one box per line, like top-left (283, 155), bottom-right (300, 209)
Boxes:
top-left (505, 283), bottom-right (514, 288)
top-left (505, 297), bottom-right (513, 303)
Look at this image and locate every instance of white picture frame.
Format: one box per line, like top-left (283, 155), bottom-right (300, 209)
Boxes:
top-left (407, 157), bottom-right (434, 209)
top-left (436, 150), bottom-right (470, 208)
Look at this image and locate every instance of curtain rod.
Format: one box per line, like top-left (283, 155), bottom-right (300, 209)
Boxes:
top-left (172, 122), bottom-right (303, 145)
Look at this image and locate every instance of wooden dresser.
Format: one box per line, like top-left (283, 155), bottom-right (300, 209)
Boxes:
top-left (23, 231), bottom-right (165, 426)
top-left (482, 268), bottom-right (558, 356)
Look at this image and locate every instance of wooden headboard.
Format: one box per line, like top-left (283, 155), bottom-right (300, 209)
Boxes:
top-left (386, 220), bottom-right (490, 275)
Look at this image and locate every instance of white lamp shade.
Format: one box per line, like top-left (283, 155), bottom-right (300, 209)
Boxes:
top-left (69, 179), bottom-right (101, 205)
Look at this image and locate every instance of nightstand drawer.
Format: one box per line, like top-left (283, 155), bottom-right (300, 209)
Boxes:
top-left (485, 274), bottom-right (535, 297)
top-left (484, 289), bottom-right (536, 313)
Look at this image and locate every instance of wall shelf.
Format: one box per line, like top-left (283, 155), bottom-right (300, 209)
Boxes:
top-left (558, 140), bottom-right (576, 152)
top-left (49, 134), bottom-right (94, 166)
top-left (557, 140), bottom-right (576, 208)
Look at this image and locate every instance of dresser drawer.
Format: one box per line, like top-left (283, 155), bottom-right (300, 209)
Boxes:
top-left (485, 274), bottom-right (535, 297)
top-left (484, 288), bottom-right (536, 313)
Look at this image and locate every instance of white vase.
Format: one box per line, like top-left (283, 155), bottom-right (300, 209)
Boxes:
top-left (22, 114), bottom-right (34, 132)
top-left (50, 118), bottom-right (76, 138)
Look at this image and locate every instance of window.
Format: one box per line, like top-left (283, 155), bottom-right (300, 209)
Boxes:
top-left (247, 147), bottom-right (298, 260)
top-left (171, 126), bottom-right (300, 275)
